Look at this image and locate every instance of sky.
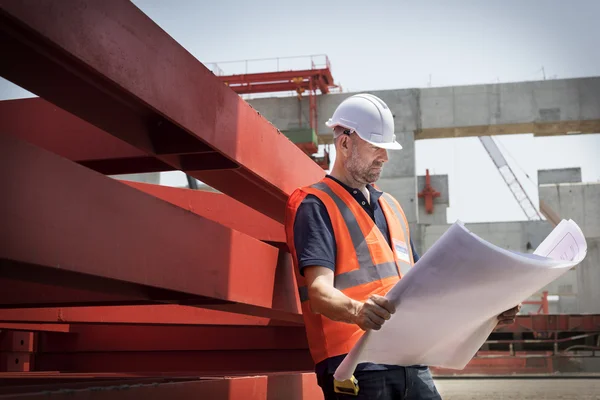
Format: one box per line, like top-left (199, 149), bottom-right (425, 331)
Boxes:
top-left (1, 0), bottom-right (599, 223)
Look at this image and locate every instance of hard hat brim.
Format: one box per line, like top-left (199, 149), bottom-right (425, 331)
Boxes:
top-left (365, 139), bottom-right (403, 150)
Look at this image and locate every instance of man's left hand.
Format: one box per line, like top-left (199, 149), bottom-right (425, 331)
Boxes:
top-left (497, 304), bottom-right (521, 326)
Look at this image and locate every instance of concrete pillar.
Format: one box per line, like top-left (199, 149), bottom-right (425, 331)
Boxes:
top-left (377, 130), bottom-right (419, 251)
top-left (576, 238), bottom-right (600, 313)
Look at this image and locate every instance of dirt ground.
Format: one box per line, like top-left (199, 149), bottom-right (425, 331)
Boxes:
top-left (434, 379), bottom-right (600, 400)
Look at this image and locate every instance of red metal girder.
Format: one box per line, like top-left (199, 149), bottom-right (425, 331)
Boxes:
top-left (0, 278), bottom-right (151, 308)
top-left (0, 376), bottom-right (202, 396)
top-left (0, 332), bottom-right (34, 353)
top-left (4, 377), bottom-right (268, 399)
top-left (228, 81), bottom-right (313, 94)
top-left (0, 324), bottom-right (69, 333)
top-left (0, 331), bottom-right (35, 373)
top-left (0, 98), bottom-right (148, 162)
top-left (123, 181), bottom-right (285, 245)
top-left (33, 350), bottom-right (314, 374)
top-left (0, 0), bottom-right (325, 223)
top-left (0, 99), bottom-right (286, 245)
top-left (36, 325), bottom-right (308, 352)
top-left (221, 69), bottom-right (333, 85)
top-left (0, 306), bottom-right (291, 326)
top-left (0, 98), bottom-right (173, 175)
top-left (0, 133), bottom-right (301, 322)
top-left (494, 314), bottom-right (600, 333)
top-left (295, 142), bottom-right (319, 156)
top-left (0, 353), bottom-right (32, 373)
top-left (0, 374), bottom-right (323, 400)
top-left (0, 99), bottom-right (172, 177)
top-left (267, 373), bottom-right (323, 400)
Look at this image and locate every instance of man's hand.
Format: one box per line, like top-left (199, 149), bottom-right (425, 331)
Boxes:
top-left (354, 294), bottom-right (396, 331)
top-left (497, 304), bottom-right (521, 326)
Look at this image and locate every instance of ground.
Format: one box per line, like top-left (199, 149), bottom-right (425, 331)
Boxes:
top-left (435, 379), bottom-right (600, 400)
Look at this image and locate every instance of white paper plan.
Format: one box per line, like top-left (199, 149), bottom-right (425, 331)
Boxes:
top-left (334, 219), bottom-right (588, 381)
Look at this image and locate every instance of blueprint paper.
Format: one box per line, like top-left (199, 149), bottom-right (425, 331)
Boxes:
top-left (334, 219), bottom-right (587, 381)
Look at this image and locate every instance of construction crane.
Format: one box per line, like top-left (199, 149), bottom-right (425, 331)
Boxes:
top-left (479, 136), bottom-right (543, 221)
top-left (206, 55), bottom-right (340, 170)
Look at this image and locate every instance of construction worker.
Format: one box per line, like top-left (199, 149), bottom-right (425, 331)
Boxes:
top-left (284, 94), bottom-right (520, 399)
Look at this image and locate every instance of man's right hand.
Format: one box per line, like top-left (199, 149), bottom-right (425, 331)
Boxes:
top-left (353, 294), bottom-right (396, 331)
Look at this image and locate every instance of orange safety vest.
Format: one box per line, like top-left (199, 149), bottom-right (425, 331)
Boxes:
top-left (284, 176), bottom-right (414, 365)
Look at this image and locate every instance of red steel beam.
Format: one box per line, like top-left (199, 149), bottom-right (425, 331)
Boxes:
top-left (0, 376), bottom-right (205, 396)
top-left (0, 98), bottom-right (286, 245)
top-left (0, 278), bottom-right (153, 308)
top-left (33, 350), bottom-right (314, 374)
top-left (0, 306), bottom-right (292, 326)
top-left (221, 68), bottom-right (335, 95)
top-left (0, 98), bottom-right (150, 163)
top-left (0, 133), bottom-right (300, 322)
top-left (36, 325), bottom-right (308, 352)
top-left (221, 69), bottom-right (333, 85)
top-left (0, 98), bottom-right (173, 176)
top-left (494, 315), bottom-right (600, 333)
top-left (228, 81), bottom-right (314, 95)
top-left (123, 181), bottom-right (286, 246)
top-left (0, 374), bottom-right (323, 400)
top-left (0, 324), bottom-right (69, 333)
top-left (0, 0), bottom-right (325, 223)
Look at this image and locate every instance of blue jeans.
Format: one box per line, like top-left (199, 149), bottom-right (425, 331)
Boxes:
top-left (317, 366), bottom-right (442, 400)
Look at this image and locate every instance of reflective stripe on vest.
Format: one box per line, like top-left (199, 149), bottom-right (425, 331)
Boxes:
top-left (382, 193), bottom-right (412, 276)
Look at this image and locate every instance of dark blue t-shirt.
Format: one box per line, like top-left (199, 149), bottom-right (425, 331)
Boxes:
top-left (292, 175), bottom-right (420, 376)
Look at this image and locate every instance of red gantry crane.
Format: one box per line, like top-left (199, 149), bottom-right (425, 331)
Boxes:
top-left (207, 55), bottom-right (340, 169)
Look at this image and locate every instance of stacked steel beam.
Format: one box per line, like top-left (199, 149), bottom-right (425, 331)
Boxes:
top-left (0, 0), bottom-right (326, 397)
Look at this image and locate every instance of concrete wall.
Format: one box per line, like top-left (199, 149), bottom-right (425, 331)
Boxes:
top-left (378, 129), bottom-right (418, 231)
top-left (538, 168), bottom-right (582, 185)
top-left (539, 182), bottom-right (600, 239)
top-left (539, 181), bottom-right (600, 313)
top-left (539, 183), bottom-right (600, 313)
top-left (575, 238), bottom-right (600, 314)
top-left (422, 221), bottom-right (553, 254)
top-left (248, 77), bottom-right (600, 143)
top-left (417, 78), bottom-right (600, 138)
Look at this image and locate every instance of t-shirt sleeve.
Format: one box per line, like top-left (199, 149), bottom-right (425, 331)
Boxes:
top-left (293, 194), bottom-right (336, 276)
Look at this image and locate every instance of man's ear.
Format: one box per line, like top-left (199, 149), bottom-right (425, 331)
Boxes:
top-left (340, 135), bottom-right (350, 151)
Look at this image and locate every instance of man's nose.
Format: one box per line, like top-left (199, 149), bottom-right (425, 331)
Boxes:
top-left (378, 149), bottom-right (389, 163)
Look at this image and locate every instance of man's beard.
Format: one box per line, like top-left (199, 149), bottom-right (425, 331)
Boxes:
top-left (345, 147), bottom-right (384, 184)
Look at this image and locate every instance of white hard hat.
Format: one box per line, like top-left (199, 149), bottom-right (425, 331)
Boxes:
top-left (325, 93), bottom-right (402, 150)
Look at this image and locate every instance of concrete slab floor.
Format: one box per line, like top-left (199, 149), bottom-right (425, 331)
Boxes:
top-left (435, 379), bottom-right (600, 400)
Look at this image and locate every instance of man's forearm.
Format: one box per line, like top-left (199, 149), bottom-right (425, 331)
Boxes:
top-left (308, 280), bottom-right (361, 324)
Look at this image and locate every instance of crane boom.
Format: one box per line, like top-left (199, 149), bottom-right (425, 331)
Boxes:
top-left (479, 136), bottom-right (542, 221)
